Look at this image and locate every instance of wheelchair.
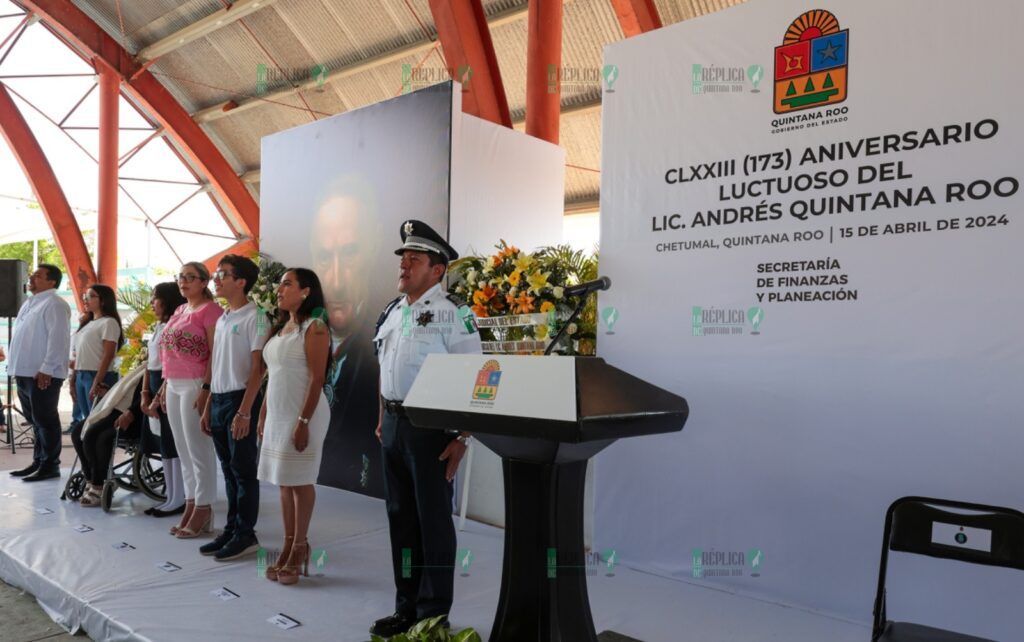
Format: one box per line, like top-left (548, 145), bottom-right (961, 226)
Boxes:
top-left (62, 406), bottom-right (166, 512)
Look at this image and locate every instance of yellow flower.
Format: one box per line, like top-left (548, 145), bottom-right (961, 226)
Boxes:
top-left (526, 270), bottom-right (550, 295)
top-left (539, 301), bottom-right (555, 313)
top-left (513, 255), bottom-right (535, 272)
top-left (507, 269), bottom-right (522, 287)
top-left (535, 324), bottom-right (549, 340)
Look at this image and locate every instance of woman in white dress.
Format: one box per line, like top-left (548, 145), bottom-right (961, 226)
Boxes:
top-left (258, 268), bottom-right (331, 586)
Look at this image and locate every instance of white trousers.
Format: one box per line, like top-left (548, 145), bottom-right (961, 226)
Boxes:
top-left (165, 378), bottom-right (217, 506)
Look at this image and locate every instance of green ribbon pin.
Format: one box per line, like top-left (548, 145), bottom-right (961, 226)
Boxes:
top-left (401, 307), bottom-right (412, 337)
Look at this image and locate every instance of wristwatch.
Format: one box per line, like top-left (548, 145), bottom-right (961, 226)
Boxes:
top-left (201, 383), bottom-right (211, 391)
top-left (456, 434), bottom-right (472, 445)
top-left (297, 416), bottom-right (310, 425)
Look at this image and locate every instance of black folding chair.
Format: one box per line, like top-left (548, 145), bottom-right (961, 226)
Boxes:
top-left (873, 496), bottom-right (1024, 642)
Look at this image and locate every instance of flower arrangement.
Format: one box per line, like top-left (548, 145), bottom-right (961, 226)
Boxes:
top-left (250, 253), bottom-right (287, 332)
top-left (448, 242), bottom-right (599, 355)
top-left (115, 279), bottom-right (155, 375)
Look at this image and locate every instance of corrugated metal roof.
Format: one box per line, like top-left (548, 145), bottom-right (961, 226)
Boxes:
top-left (70, 0), bottom-right (748, 212)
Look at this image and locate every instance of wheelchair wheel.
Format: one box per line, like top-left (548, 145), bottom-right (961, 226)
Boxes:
top-left (133, 450), bottom-right (166, 502)
top-left (113, 456), bottom-right (136, 491)
top-left (64, 471), bottom-right (87, 501)
top-left (101, 480), bottom-right (115, 512)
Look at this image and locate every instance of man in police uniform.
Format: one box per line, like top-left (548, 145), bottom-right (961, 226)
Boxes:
top-left (370, 220), bottom-right (481, 637)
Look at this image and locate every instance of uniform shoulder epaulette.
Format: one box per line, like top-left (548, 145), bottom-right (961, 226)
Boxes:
top-left (445, 293), bottom-right (467, 308)
top-left (374, 296), bottom-right (403, 356)
top-left (375, 296), bottom-right (402, 334)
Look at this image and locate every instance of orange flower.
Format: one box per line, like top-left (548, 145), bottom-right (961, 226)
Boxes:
top-left (496, 244), bottom-right (520, 261)
top-left (509, 292), bottom-right (535, 314)
top-left (471, 304), bottom-right (489, 318)
top-left (473, 284), bottom-right (497, 306)
top-left (539, 301), bottom-right (555, 313)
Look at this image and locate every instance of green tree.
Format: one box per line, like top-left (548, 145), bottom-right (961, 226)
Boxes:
top-left (0, 230), bottom-right (95, 277)
top-left (0, 239), bottom-right (67, 272)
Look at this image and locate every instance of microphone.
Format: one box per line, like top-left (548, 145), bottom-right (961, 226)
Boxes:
top-left (563, 276), bottom-right (611, 298)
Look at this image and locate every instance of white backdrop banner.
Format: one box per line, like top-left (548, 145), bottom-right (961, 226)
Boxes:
top-left (597, 0), bottom-right (1023, 636)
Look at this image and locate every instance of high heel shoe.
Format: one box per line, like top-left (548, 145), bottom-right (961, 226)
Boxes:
top-left (265, 535), bottom-right (293, 582)
top-left (170, 500), bottom-right (195, 536)
top-left (175, 505), bottom-right (213, 539)
top-left (277, 540), bottom-right (310, 586)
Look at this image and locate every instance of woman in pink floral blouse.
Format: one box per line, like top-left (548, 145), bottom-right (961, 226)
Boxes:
top-left (156, 262), bottom-right (223, 539)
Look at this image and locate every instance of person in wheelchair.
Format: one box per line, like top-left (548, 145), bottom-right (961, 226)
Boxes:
top-left (71, 364), bottom-right (152, 507)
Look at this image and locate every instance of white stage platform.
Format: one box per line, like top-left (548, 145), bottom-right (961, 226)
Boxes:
top-left (0, 471), bottom-right (869, 641)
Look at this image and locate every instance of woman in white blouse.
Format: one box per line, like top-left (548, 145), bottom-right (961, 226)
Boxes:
top-left (68, 284), bottom-right (124, 506)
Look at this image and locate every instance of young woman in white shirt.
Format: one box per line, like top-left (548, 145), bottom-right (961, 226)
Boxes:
top-left (68, 284), bottom-right (124, 505)
top-left (69, 285), bottom-right (123, 417)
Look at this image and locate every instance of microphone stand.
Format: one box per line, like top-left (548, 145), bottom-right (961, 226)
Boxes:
top-left (544, 293), bottom-right (590, 356)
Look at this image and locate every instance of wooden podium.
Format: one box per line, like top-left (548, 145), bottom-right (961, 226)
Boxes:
top-left (404, 355), bottom-right (689, 642)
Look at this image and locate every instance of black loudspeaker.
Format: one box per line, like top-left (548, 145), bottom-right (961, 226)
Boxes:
top-left (0, 259), bottom-right (28, 318)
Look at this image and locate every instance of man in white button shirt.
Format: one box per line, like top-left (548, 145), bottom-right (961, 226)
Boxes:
top-left (8, 264), bottom-right (71, 482)
top-left (200, 255), bottom-right (265, 561)
top-left (369, 220), bottom-right (481, 638)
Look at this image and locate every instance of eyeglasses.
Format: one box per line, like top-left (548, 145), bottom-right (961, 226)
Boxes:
top-left (212, 270), bottom-right (236, 281)
top-left (81, 293), bottom-right (99, 301)
top-left (176, 273), bottom-right (203, 283)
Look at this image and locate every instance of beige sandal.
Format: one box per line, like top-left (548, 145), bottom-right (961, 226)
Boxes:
top-left (265, 535), bottom-right (293, 582)
top-left (80, 486), bottom-right (102, 507)
top-left (277, 540), bottom-right (310, 586)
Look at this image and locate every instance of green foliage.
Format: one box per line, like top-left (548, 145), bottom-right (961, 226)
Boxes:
top-left (370, 615), bottom-right (482, 642)
top-left (0, 239), bottom-right (67, 273)
top-left (0, 230), bottom-right (97, 277)
top-left (536, 244), bottom-right (600, 355)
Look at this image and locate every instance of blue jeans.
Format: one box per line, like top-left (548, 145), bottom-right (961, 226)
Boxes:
top-left (74, 370), bottom-right (119, 419)
top-left (209, 390), bottom-right (261, 539)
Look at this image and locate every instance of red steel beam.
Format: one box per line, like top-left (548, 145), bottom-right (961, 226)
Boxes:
top-left (96, 64), bottom-right (118, 285)
top-left (525, 0), bottom-right (562, 144)
top-left (428, 0), bottom-right (512, 128)
top-left (0, 81), bottom-right (94, 311)
top-left (18, 0), bottom-right (260, 244)
top-left (609, 0), bottom-right (662, 37)
top-left (203, 238), bottom-right (258, 272)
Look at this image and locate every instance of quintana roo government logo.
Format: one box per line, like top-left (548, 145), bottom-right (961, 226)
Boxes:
top-left (774, 9), bottom-right (849, 114)
top-left (472, 359), bottom-right (502, 401)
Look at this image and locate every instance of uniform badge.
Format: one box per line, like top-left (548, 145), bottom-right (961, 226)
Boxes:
top-left (403, 221), bottom-right (414, 235)
top-left (416, 311), bottom-right (434, 327)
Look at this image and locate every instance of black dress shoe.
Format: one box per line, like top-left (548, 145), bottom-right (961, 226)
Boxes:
top-left (214, 534), bottom-right (260, 561)
top-left (150, 504), bottom-right (186, 518)
top-left (22, 469), bottom-right (60, 482)
top-left (370, 613), bottom-right (416, 637)
top-left (9, 464), bottom-right (39, 477)
top-left (200, 529), bottom-right (235, 556)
